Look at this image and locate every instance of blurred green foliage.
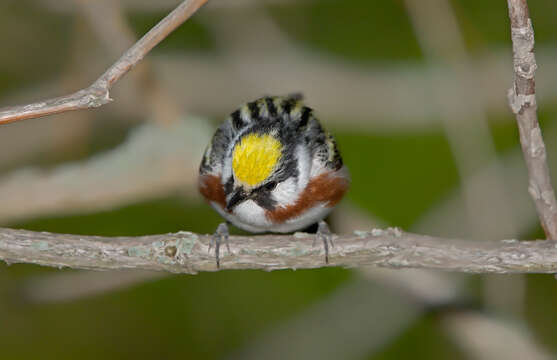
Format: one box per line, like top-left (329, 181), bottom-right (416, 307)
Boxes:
top-left (527, 274), bottom-right (557, 353)
top-left (269, 0), bottom-right (423, 63)
top-left (372, 313), bottom-right (466, 360)
top-left (0, 263), bottom-right (351, 360)
top-left (338, 131), bottom-right (459, 228)
top-left (0, 1), bottom-right (72, 98)
top-left (127, 12), bottom-right (214, 53)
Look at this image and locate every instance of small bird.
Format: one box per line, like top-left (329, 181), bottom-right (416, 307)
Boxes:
top-left (198, 95), bottom-right (349, 266)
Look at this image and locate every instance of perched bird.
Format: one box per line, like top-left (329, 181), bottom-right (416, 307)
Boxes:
top-left (198, 95), bottom-right (349, 266)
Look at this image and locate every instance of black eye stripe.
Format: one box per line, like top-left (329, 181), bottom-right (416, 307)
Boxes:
top-left (264, 181), bottom-right (277, 191)
top-left (251, 181), bottom-right (278, 194)
top-left (252, 191), bottom-right (277, 210)
top-left (224, 176), bottom-right (234, 194)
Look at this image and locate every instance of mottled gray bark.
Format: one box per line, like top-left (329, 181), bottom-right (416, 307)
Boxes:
top-left (507, 0), bottom-right (557, 240)
top-left (1, 227), bottom-right (556, 274)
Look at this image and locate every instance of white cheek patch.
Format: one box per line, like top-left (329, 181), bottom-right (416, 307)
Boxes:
top-left (222, 158), bottom-right (232, 184)
top-left (310, 157), bottom-right (327, 177)
top-left (270, 145), bottom-right (311, 206)
top-left (295, 144), bottom-right (311, 190)
top-left (272, 177), bottom-right (299, 205)
top-left (209, 201), bottom-right (265, 233)
top-left (232, 200), bottom-right (271, 228)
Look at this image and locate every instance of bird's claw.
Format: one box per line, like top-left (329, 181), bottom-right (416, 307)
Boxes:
top-left (314, 220), bottom-right (334, 264)
top-left (209, 222), bottom-right (230, 268)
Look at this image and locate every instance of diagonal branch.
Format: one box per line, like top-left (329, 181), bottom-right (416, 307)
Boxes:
top-left (1, 227), bottom-right (557, 274)
top-left (0, 0), bottom-right (207, 125)
top-left (506, 0), bottom-right (557, 240)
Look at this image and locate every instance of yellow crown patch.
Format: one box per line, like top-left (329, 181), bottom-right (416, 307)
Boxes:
top-left (232, 133), bottom-right (282, 187)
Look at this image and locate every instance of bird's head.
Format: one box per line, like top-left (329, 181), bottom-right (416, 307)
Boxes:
top-left (222, 127), bottom-right (304, 213)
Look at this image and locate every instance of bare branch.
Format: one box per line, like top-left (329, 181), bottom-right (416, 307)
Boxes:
top-left (1, 227), bottom-right (556, 274)
top-left (0, 0), bottom-right (207, 125)
top-left (0, 119), bottom-right (210, 224)
top-left (507, 0), bottom-right (557, 240)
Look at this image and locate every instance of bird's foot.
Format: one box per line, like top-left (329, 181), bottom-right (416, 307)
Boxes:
top-left (208, 222), bottom-right (231, 268)
top-left (313, 220), bottom-right (334, 264)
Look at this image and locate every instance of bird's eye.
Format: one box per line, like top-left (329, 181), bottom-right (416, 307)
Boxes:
top-left (264, 181), bottom-right (277, 191)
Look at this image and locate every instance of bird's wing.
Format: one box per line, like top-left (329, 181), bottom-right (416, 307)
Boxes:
top-left (301, 110), bottom-right (344, 172)
top-left (199, 119), bottom-right (234, 177)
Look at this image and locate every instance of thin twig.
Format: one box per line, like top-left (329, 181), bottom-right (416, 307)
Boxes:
top-left (507, 0), bottom-right (557, 240)
top-left (5, 46), bottom-right (557, 132)
top-left (77, 0), bottom-right (182, 125)
top-left (1, 227), bottom-right (556, 274)
top-left (0, 0), bottom-right (207, 125)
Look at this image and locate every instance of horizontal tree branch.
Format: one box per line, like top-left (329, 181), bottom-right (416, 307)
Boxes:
top-left (0, 0), bottom-right (207, 125)
top-left (1, 227), bottom-right (556, 274)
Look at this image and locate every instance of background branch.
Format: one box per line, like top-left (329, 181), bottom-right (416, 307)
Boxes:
top-left (405, 0), bottom-right (516, 240)
top-left (0, 0), bottom-right (207, 125)
top-left (0, 119), bottom-right (210, 224)
top-left (1, 227), bottom-right (556, 274)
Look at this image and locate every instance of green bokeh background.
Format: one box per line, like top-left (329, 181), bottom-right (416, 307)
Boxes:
top-left (1, 0), bottom-right (557, 358)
